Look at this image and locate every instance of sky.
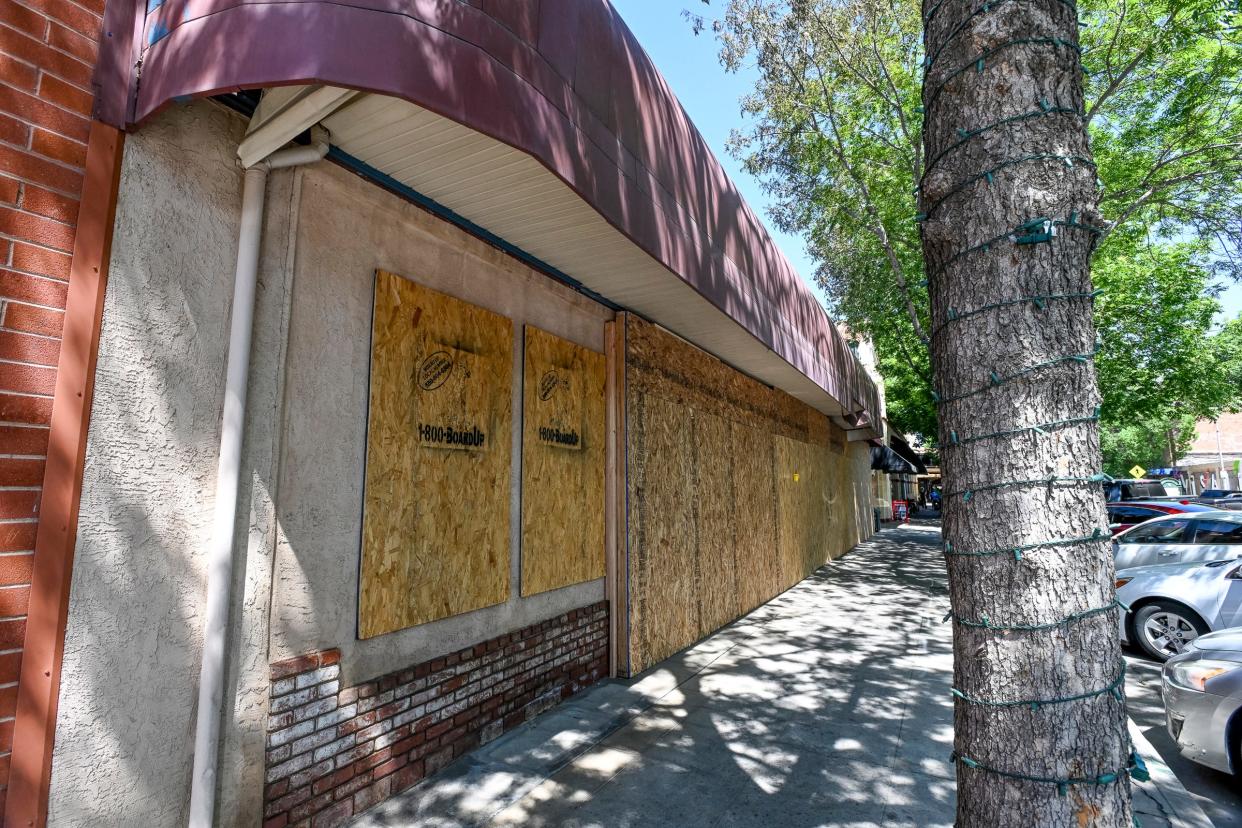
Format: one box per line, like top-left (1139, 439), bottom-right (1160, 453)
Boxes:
top-left (607, 1), bottom-right (1242, 326)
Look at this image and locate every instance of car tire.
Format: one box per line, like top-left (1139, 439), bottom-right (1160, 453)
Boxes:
top-left (1132, 601), bottom-right (1210, 662)
top-left (1230, 712), bottom-right (1242, 777)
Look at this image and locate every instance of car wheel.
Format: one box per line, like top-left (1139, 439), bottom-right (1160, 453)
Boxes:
top-left (1227, 710), bottom-right (1242, 778)
top-left (1133, 601), bottom-right (1209, 662)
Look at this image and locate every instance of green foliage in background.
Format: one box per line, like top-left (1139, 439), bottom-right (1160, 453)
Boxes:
top-left (691, 0), bottom-right (1242, 457)
top-left (1099, 412), bottom-right (1197, 479)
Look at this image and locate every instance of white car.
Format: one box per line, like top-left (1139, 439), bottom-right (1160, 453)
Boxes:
top-left (1116, 558), bottom-right (1242, 660)
top-left (1113, 511), bottom-right (1242, 570)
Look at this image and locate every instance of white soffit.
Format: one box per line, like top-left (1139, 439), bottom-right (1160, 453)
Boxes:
top-left (319, 93), bottom-right (847, 417)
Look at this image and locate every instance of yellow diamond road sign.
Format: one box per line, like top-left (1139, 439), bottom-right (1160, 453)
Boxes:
top-left (1129, 465), bottom-right (1146, 479)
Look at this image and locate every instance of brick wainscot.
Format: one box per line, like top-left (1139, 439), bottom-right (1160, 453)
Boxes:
top-left (263, 602), bottom-right (609, 827)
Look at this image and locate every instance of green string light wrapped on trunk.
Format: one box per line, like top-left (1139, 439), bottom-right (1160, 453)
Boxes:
top-left (942, 527), bottom-right (1107, 560)
top-left (923, 0), bottom-right (1081, 68)
top-left (942, 472), bottom-right (1112, 502)
top-left (950, 659), bottom-right (1126, 709)
top-left (943, 597), bottom-right (1127, 631)
top-left (924, 38), bottom-right (1082, 115)
top-left (945, 408), bottom-right (1101, 446)
top-left (921, 0), bottom-right (1140, 811)
top-left (922, 103), bottom-right (1084, 181)
top-left (931, 290), bottom-right (1102, 339)
top-left (923, 213), bottom-right (1104, 284)
top-left (932, 344), bottom-right (1099, 405)
top-left (919, 153), bottom-right (1097, 224)
top-left (949, 747), bottom-right (1149, 796)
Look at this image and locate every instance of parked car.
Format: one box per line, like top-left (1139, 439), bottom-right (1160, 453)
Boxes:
top-left (1159, 478), bottom-right (1185, 497)
top-left (1161, 628), bottom-right (1242, 775)
top-left (1116, 557), bottom-right (1242, 660)
top-left (1106, 500), bottom-right (1220, 535)
top-left (1188, 490), bottom-right (1242, 511)
top-left (1112, 511), bottom-right (1242, 570)
top-left (1102, 478), bottom-right (1177, 502)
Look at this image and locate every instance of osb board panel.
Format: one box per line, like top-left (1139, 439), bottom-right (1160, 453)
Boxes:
top-left (623, 315), bottom-right (865, 674)
top-left (693, 410), bottom-right (738, 637)
top-left (521, 325), bottom-right (607, 596)
top-left (733, 421), bottom-right (779, 615)
top-left (625, 316), bottom-right (832, 447)
top-left (359, 270), bottom-right (513, 639)
top-left (775, 436), bottom-right (838, 585)
top-left (627, 392), bottom-right (700, 669)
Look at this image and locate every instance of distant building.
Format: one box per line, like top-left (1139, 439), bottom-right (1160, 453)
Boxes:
top-left (1177, 413), bottom-right (1242, 492)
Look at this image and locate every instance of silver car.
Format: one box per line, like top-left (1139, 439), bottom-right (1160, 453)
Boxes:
top-left (1113, 511), bottom-right (1242, 570)
top-left (1161, 628), bottom-right (1242, 775)
top-left (1116, 558), bottom-right (1242, 660)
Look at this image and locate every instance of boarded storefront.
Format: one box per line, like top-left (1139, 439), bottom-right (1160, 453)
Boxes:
top-left (9, 3), bottom-right (884, 825)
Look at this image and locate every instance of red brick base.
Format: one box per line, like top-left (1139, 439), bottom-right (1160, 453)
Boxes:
top-left (263, 602), bottom-right (609, 827)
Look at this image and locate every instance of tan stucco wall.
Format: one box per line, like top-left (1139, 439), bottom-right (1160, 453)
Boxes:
top-left (50, 100), bottom-right (611, 826)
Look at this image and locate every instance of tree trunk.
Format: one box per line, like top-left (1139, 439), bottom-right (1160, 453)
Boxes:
top-left (920, 2), bottom-right (1135, 826)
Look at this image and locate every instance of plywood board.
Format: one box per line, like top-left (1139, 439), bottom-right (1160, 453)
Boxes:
top-left (693, 410), bottom-right (737, 637)
top-left (521, 325), bottom-right (607, 596)
top-left (628, 392), bottom-right (699, 669)
top-left (359, 270), bottom-right (513, 638)
top-left (621, 315), bottom-right (869, 674)
top-left (775, 436), bottom-right (835, 589)
top-left (733, 421), bottom-right (779, 614)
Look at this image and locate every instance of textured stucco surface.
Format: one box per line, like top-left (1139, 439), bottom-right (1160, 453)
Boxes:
top-left (47, 101), bottom-right (295, 826)
top-left (269, 161), bottom-right (611, 685)
top-left (50, 100), bottom-right (612, 825)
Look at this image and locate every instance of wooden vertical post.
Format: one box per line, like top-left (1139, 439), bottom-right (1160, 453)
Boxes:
top-left (603, 314), bottom-right (627, 677)
top-left (7, 122), bottom-right (125, 828)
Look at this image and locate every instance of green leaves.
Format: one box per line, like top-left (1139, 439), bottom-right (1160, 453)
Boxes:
top-left (706, 0), bottom-right (1242, 446)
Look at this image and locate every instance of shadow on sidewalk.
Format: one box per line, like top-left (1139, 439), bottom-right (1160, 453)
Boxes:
top-left (353, 525), bottom-right (956, 828)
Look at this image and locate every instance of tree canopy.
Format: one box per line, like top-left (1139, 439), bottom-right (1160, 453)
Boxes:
top-left (691, 0), bottom-right (1242, 447)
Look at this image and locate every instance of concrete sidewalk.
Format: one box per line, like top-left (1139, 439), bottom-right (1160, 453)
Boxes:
top-left (352, 525), bottom-right (956, 827)
top-left (351, 525), bottom-right (1212, 828)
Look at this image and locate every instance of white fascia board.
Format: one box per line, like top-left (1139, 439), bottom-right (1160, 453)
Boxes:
top-left (238, 85), bottom-right (358, 168)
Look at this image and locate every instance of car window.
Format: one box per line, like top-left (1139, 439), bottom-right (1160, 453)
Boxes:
top-left (1191, 520), bottom-right (1242, 544)
top-left (1122, 518), bottom-right (1189, 544)
top-left (1123, 482), bottom-right (1167, 499)
top-left (1111, 506), bottom-right (1159, 522)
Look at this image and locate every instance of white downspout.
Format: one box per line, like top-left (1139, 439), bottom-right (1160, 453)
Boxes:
top-left (188, 132), bottom-right (328, 828)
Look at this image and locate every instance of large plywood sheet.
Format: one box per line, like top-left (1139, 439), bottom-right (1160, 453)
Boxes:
top-left (359, 270), bottom-right (513, 638)
top-left (693, 410), bottom-right (737, 637)
top-left (628, 392), bottom-right (699, 669)
top-left (775, 436), bottom-right (834, 589)
top-left (521, 325), bottom-right (607, 596)
top-left (733, 421), bottom-right (778, 614)
top-left (622, 315), bottom-right (867, 674)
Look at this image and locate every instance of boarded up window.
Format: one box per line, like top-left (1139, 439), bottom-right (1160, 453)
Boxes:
top-left (520, 325), bottom-right (606, 596)
top-left (359, 270), bottom-right (513, 638)
top-left (623, 315), bottom-right (861, 674)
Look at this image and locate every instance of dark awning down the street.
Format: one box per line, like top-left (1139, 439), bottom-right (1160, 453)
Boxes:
top-left (888, 436), bottom-right (928, 474)
top-left (870, 446), bottom-right (917, 474)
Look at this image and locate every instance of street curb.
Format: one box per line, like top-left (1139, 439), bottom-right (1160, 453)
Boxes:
top-left (1129, 719), bottom-right (1215, 828)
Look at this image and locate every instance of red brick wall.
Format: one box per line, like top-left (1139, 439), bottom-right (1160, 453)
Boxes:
top-left (0, 0), bottom-right (103, 809)
top-left (263, 602), bottom-right (609, 828)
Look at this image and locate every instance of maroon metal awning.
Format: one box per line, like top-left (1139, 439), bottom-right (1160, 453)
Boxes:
top-left (93, 0), bottom-right (882, 434)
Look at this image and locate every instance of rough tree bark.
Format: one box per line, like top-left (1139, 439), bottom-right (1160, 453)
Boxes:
top-left (920, 1), bottom-right (1135, 826)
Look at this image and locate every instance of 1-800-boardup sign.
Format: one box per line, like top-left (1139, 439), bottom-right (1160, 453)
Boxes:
top-left (415, 346), bottom-right (489, 451)
top-left (534, 368), bottom-right (582, 450)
